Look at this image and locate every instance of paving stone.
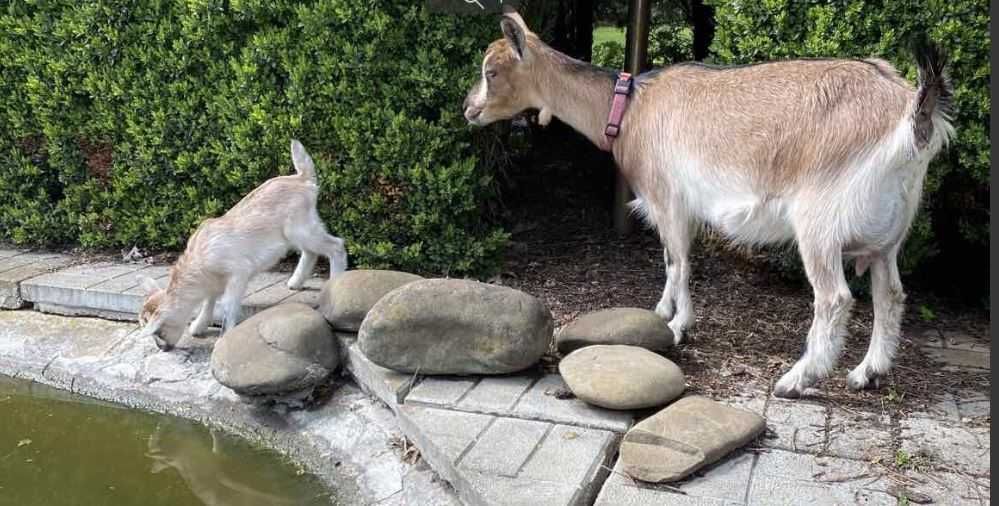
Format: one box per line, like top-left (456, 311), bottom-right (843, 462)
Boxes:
top-left (510, 374), bottom-right (634, 433)
top-left (922, 345), bottom-right (990, 370)
top-left (240, 278), bottom-right (297, 311)
top-left (59, 261), bottom-right (145, 279)
top-left (750, 449), bottom-right (897, 505)
top-left (652, 451), bottom-right (755, 503)
top-left (957, 390), bottom-right (990, 419)
top-left (397, 405), bottom-right (494, 484)
top-left (912, 392), bottom-right (961, 421)
top-left (595, 461), bottom-right (742, 506)
top-left (519, 424), bottom-right (616, 486)
top-left (825, 409), bottom-right (893, 461)
top-left (898, 417), bottom-right (990, 475)
top-left (913, 328), bottom-right (945, 347)
top-left (763, 400), bottom-right (827, 453)
top-left (721, 392), bottom-right (767, 417)
top-left (898, 470), bottom-right (991, 505)
top-left (120, 266), bottom-right (172, 295)
top-left (457, 376), bottom-right (535, 414)
top-left (408, 377), bottom-right (479, 408)
top-left (0, 254), bottom-right (73, 308)
top-left (942, 330), bottom-right (991, 353)
top-left (0, 249), bottom-right (23, 259)
top-left (465, 473), bottom-right (580, 506)
top-left (340, 337), bottom-right (416, 408)
top-left (460, 417), bottom-right (550, 476)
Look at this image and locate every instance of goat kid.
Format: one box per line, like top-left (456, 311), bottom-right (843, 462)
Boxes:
top-left (464, 12), bottom-right (953, 397)
top-left (137, 140), bottom-right (347, 351)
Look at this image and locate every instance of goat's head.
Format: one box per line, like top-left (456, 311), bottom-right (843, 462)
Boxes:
top-left (464, 11), bottom-right (547, 126)
top-left (136, 275), bottom-right (185, 351)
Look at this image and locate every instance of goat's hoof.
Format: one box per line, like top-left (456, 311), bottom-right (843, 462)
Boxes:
top-left (667, 321), bottom-right (685, 345)
top-left (286, 280), bottom-right (305, 290)
top-left (773, 371), bottom-right (811, 398)
top-left (154, 337), bottom-right (174, 352)
top-left (846, 367), bottom-right (882, 391)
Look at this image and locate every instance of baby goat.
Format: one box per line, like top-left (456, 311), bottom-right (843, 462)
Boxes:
top-left (137, 140), bottom-right (347, 351)
top-left (464, 12), bottom-right (953, 397)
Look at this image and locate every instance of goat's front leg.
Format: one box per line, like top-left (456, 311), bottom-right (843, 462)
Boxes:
top-left (847, 250), bottom-right (904, 390)
top-left (774, 242), bottom-right (853, 398)
top-left (655, 248), bottom-right (676, 320)
top-left (188, 297), bottom-right (217, 337)
top-left (219, 277), bottom-right (250, 334)
top-left (287, 251), bottom-right (318, 290)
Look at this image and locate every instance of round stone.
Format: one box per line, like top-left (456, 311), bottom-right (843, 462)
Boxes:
top-left (318, 270), bottom-right (424, 331)
top-left (358, 279), bottom-right (553, 375)
top-left (556, 307), bottom-right (674, 355)
top-left (211, 303), bottom-right (338, 399)
top-left (559, 345), bottom-right (684, 410)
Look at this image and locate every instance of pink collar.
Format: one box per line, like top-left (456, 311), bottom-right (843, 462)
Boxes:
top-left (602, 72), bottom-right (633, 151)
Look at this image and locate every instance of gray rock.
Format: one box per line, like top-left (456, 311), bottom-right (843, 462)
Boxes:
top-left (559, 345), bottom-right (684, 410)
top-left (358, 279), bottom-right (553, 375)
top-left (556, 308), bottom-right (674, 354)
top-left (620, 395), bottom-right (766, 483)
top-left (211, 303), bottom-right (338, 402)
top-left (318, 270), bottom-right (424, 331)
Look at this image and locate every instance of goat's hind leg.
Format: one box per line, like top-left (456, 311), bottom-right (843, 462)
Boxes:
top-left (848, 250), bottom-right (904, 390)
top-left (287, 251), bottom-right (318, 290)
top-left (774, 241), bottom-right (853, 398)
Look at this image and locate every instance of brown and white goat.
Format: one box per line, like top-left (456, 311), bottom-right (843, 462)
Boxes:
top-left (137, 140), bottom-right (347, 351)
top-left (465, 12), bottom-right (953, 397)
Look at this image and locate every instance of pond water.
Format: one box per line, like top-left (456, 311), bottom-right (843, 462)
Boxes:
top-left (0, 376), bottom-right (333, 506)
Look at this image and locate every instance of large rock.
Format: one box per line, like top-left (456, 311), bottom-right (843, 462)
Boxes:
top-left (211, 303), bottom-right (338, 403)
top-left (620, 396), bottom-right (766, 482)
top-left (559, 345), bottom-right (684, 410)
top-left (358, 279), bottom-right (553, 375)
top-left (318, 270), bottom-right (424, 331)
top-left (556, 308), bottom-right (674, 354)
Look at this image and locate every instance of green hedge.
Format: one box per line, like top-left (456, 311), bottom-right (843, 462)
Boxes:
top-left (708, 0), bottom-right (990, 275)
top-left (0, 1), bottom-right (507, 275)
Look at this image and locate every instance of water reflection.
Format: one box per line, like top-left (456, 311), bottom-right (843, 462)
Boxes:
top-left (146, 423), bottom-right (298, 506)
top-left (0, 376), bottom-right (332, 506)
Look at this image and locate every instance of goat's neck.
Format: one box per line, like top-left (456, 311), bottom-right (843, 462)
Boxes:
top-left (533, 52), bottom-right (616, 150)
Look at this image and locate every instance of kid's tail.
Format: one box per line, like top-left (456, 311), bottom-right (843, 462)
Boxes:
top-left (910, 33), bottom-right (954, 150)
top-left (291, 139), bottom-right (317, 183)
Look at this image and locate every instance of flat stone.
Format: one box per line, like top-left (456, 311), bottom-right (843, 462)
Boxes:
top-left (211, 303), bottom-right (338, 400)
top-left (825, 409), bottom-right (893, 461)
top-left (318, 270), bottom-right (423, 331)
top-left (0, 253), bottom-right (73, 308)
top-left (460, 417), bottom-right (550, 476)
top-left (359, 279), bottom-right (553, 375)
top-left (899, 417), bottom-right (990, 475)
top-left (942, 330), bottom-right (991, 353)
top-left (339, 336), bottom-right (415, 407)
top-left (559, 345), bottom-right (684, 410)
top-left (750, 450), bottom-right (896, 505)
top-left (457, 375), bottom-right (535, 414)
top-left (921, 346), bottom-right (990, 370)
top-left (596, 454), bottom-right (753, 505)
top-left (556, 307), bottom-right (673, 354)
top-left (897, 470), bottom-right (992, 505)
top-left (763, 399), bottom-right (827, 453)
top-left (619, 395), bottom-right (765, 483)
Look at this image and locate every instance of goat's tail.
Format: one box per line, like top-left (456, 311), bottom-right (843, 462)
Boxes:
top-left (910, 33), bottom-right (954, 150)
top-left (290, 139), bottom-right (317, 183)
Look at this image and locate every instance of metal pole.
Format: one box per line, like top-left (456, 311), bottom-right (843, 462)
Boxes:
top-left (613, 0), bottom-right (651, 235)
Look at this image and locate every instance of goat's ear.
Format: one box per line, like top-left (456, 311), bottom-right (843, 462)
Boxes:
top-left (137, 275), bottom-right (162, 295)
top-left (501, 12), bottom-right (529, 60)
top-left (290, 139), bottom-right (315, 178)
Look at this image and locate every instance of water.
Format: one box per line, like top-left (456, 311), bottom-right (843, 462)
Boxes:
top-left (0, 376), bottom-right (334, 506)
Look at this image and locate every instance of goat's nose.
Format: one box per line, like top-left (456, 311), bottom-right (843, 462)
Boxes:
top-left (464, 106), bottom-right (483, 122)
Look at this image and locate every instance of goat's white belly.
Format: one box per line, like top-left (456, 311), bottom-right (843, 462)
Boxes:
top-left (704, 194), bottom-right (795, 245)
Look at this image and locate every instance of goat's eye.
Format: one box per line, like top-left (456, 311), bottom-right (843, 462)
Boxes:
top-left (485, 69), bottom-right (497, 79)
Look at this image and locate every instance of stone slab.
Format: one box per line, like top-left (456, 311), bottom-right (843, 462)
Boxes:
top-left (898, 417), bottom-right (990, 475)
top-left (408, 377), bottom-right (479, 408)
top-left (0, 253), bottom-right (73, 308)
top-left (339, 336), bottom-right (415, 408)
top-left (460, 417), bottom-right (550, 477)
top-left (595, 459), bottom-right (747, 506)
top-left (921, 346), bottom-right (991, 370)
top-left (749, 449), bottom-right (897, 505)
top-left (825, 409), bottom-right (893, 461)
top-left (458, 375), bottom-right (535, 414)
top-left (763, 399), bottom-right (827, 454)
top-left (511, 374), bottom-right (634, 433)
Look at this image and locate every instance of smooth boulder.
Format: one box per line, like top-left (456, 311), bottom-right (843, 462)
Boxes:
top-left (556, 307), bottom-right (674, 354)
top-left (559, 345), bottom-right (684, 410)
top-left (318, 270), bottom-right (424, 331)
top-left (358, 279), bottom-right (553, 375)
top-left (211, 303), bottom-right (338, 401)
top-left (620, 395), bottom-right (766, 482)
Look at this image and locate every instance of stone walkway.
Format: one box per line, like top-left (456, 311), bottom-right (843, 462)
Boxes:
top-left (0, 249), bottom-right (991, 505)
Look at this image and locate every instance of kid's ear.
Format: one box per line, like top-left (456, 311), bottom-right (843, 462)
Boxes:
top-left (137, 275), bottom-right (162, 295)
